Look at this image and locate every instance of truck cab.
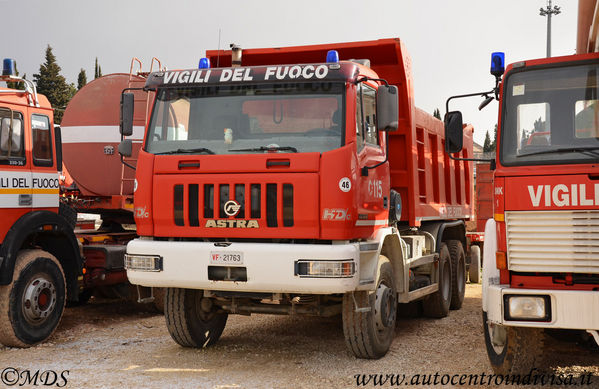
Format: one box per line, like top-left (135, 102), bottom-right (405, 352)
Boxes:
top-left (0, 59), bottom-right (82, 347)
top-left (447, 51), bottom-right (599, 373)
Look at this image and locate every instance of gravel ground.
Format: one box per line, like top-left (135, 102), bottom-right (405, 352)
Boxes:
top-left (0, 284), bottom-right (597, 388)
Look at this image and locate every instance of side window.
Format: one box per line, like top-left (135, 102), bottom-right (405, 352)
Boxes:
top-left (31, 114), bottom-right (53, 167)
top-left (355, 87), bottom-right (364, 150)
top-left (356, 84), bottom-right (379, 148)
top-left (0, 109), bottom-right (24, 161)
top-left (362, 85), bottom-right (378, 145)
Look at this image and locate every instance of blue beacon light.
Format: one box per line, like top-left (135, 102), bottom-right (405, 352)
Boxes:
top-left (2, 58), bottom-right (16, 76)
top-left (490, 52), bottom-right (505, 77)
top-left (199, 57), bottom-right (211, 69)
top-left (326, 50), bottom-right (339, 63)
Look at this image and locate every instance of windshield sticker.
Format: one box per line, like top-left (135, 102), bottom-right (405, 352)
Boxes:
top-left (513, 84), bottom-right (525, 96)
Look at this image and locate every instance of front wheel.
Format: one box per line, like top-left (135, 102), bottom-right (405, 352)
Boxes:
top-left (0, 250), bottom-right (66, 347)
top-left (343, 255), bottom-right (397, 359)
top-left (165, 288), bottom-right (228, 348)
top-left (482, 311), bottom-right (546, 374)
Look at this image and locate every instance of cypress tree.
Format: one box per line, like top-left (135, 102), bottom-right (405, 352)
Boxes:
top-left (33, 45), bottom-right (75, 124)
top-left (483, 131), bottom-right (491, 152)
top-left (433, 108), bottom-right (441, 120)
top-left (77, 68), bottom-right (87, 90)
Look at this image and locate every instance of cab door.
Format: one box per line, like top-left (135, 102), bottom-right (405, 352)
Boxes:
top-left (355, 82), bottom-right (389, 231)
top-left (29, 112), bottom-right (59, 210)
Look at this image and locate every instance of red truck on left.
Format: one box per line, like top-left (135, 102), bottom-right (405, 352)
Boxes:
top-left (0, 58), bottom-right (156, 348)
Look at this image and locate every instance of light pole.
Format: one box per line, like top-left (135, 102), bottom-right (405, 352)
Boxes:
top-left (540, 0), bottom-right (561, 57)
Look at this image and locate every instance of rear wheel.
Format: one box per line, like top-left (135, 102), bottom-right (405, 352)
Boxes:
top-left (0, 250), bottom-right (66, 347)
top-left (423, 244), bottom-right (451, 318)
top-left (468, 245), bottom-right (481, 284)
top-left (343, 255), bottom-right (397, 359)
top-left (165, 288), bottom-right (228, 348)
top-left (483, 311), bottom-right (546, 374)
top-left (447, 240), bottom-right (466, 310)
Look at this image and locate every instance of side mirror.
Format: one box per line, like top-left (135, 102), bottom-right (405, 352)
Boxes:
top-left (444, 111), bottom-right (464, 154)
top-left (377, 85), bottom-right (399, 132)
top-left (54, 126), bottom-right (62, 172)
top-left (120, 92), bottom-right (134, 136)
top-left (119, 139), bottom-right (132, 157)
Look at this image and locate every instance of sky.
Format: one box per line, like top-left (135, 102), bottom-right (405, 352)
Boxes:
top-left (3, 0), bottom-right (578, 145)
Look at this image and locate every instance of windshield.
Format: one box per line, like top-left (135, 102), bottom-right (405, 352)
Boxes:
top-left (501, 62), bottom-right (599, 166)
top-left (145, 82), bottom-right (345, 155)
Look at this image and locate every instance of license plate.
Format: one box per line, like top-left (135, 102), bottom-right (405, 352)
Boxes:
top-left (210, 251), bottom-right (244, 266)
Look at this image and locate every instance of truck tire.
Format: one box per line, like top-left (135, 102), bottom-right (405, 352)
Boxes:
top-left (0, 250), bottom-right (66, 347)
top-left (446, 240), bottom-right (466, 310)
top-left (422, 244), bottom-right (451, 318)
top-left (342, 255), bottom-right (396, 359)
top-left (482, 311), bottom-right (546, 374)
top-left (468, 245), bottom-right (481, 284)
top-left (165, 288), bottom-right (228, 348)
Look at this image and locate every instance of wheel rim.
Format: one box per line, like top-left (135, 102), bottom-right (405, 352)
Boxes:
top-left (487, 321), bottom-right (507, 355)
top-left (22, 274), bottom-right (57, 325)
top-left (374, 282), bottom-right (396, 331)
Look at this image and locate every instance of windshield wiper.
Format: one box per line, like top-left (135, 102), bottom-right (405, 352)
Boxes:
top-left (228, 146), bottom-right (298, 153)
top-left (517, 146), bottom-right (599, 158)
top-left (155, 147), bottom-right (215, 155)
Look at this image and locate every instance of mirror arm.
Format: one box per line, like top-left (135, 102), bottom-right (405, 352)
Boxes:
top-left (448, 154), bottom-right (496, 170)
top-left (355, 76), bottom-right (389, 87)
top-left (445, 89), bottom-right (496, 115)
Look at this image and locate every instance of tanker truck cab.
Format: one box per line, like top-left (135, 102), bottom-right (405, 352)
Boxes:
top-left (0, 59), bottom-right (83, 347)
top-left (446, 51), bottom-right (599, 373)
top-left (123, 39), bottom-right (472, 359)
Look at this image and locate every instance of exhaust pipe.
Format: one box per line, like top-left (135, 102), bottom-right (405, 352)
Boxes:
top-left (230, 44), bottom-right (242, 67)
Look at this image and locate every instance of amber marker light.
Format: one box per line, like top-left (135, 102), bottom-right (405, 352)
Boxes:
top-left (496, 251), bottom-right (507, 270)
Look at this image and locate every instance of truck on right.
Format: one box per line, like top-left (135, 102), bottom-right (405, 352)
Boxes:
top-left (446, 51), bottom-right (599, 374)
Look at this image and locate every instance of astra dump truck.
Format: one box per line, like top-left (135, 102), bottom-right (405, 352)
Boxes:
top-left (122, 39), bottom-right (474, 359)
top-left (446, 52), bottom-right (599, 373)
top-left (0, 58), bottom-right (160, 348)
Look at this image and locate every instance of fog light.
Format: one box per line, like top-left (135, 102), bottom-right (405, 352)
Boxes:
top-left (504, 295), bottom-right (550, 321)
top-left (125, 254), bottom-right (163, 272)
top-left (295, 260), bottom-right (355, 278)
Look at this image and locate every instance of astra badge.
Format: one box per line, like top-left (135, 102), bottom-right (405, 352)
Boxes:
top-left (224, 200), bottom-right (242, 217)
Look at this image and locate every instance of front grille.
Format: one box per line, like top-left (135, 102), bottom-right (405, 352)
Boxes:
top-left (173, 182), bottom-right (294, 227)
top-left (506, 210), bottom-right (599, 273)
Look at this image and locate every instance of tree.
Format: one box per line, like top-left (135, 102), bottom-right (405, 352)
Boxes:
top-left (77, 68), bottom-right (87, 90)
top-left (483, 131), bottom-right (492, 152)
top-left (6, 62), bottom-right (25, 90)
top-left (33, 45), bottom-right (76, 124)
top-left (490, 123), bottom-right (497, 151)
top-left (433, 108), bottom-right (441, 120)
top-left (94, 57), bottom-right (102, 79)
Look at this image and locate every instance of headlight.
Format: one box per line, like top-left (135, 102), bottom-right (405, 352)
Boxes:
top-left (125, 254), bottom-right (163, 272)
top-left (295, 260), bottom-right (355, 278)
top-left (504, 294), bottom-right (551, 321)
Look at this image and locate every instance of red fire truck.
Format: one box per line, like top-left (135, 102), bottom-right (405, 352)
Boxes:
top-left (446, 52), bottom-right (599, 373)
top-left (0, 59), bottom-right (159, 348)
top-left (122, 39), bottom-right (475, 359)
